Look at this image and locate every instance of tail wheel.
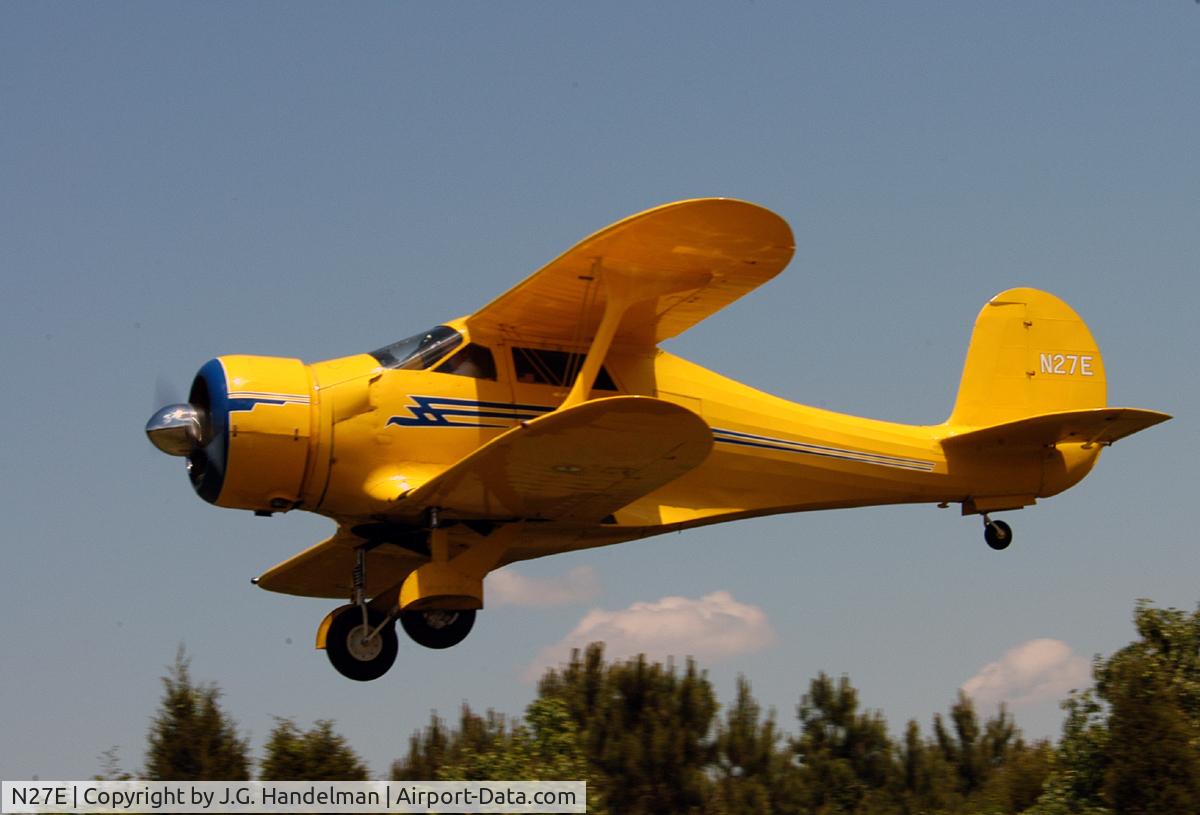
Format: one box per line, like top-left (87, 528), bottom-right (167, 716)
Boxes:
top-left (984, 519), bottom-right (1013, 551)
top-left (400, 608), bottom-right (476, 649)
top-left (325, 606), bottom-right (398, 681)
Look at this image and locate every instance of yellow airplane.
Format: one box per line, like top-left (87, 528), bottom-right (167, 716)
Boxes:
top-left (146, 198), bottom-right (1170, 681)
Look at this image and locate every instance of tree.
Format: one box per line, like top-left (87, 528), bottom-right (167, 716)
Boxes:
top-left (896, 718), bottom-right (959, 813)
top-left (537, 643), bottom-right (718, 815)
top-left (144, 647), bottom-right (250, 780)
top-left (1097, 602), bottom-right (1200, 813)
top-left (975, 736), bottom-right (1053, 814)
top-left (94, 747), bottom-right (133, 781)
top-left (437, 697), bottom-right (603, 813)
top-left (1030, 600), bottom-right (1200, 815)
top-left (932, 692), bottom-right (1021, 798)
top-left (391, 704), bottom-right (506, 781)
top-left (260, 718), bottom-right (368, 780)
top-left (791, 672), bottom-right (898, 814)
top-left (709, 676), bottom-right (801, 815)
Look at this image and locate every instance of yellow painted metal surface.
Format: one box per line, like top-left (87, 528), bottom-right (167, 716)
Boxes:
top-left (943, 407), bottom-right (1171, 450)
top-left (226, 199), bottom-right (1171, 604)
top-left (947, 288), bottom-right (1109, 428)
top-left (399, 562), bottom-right (484, 611)
top-left (465, 198), bottom-right (794, 349)
top-left (401, 396), bottom-right (712, 522)
top-left (314, 604), bottom-right (354, 650)
top-left (255, 528), bottom-right (419, 598)
top-left (216, 355), bottom-right (315, 511)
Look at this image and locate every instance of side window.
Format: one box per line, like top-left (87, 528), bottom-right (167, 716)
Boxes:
top-left (512, 347), bottom-right (618, 390)
top-left (434, 343), bottom-right (497, 380)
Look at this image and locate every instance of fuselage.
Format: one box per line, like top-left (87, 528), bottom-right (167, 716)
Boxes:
top-left (196, 317), bottom-right (1100, 568)
top-left (142, 199), bottom-right (1167, 680)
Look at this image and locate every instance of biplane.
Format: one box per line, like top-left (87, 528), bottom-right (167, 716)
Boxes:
top-left (146, 198), bottom-right (1170, 680)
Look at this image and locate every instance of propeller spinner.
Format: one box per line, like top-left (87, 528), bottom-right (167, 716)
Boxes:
top-left (145, 355), bottom-right (317, 511)
top-left (145, 403), bottom-right (204, 456)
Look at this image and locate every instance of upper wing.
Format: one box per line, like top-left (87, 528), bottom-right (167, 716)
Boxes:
top-left (941, 407), bottom-right (1171, 449)
top-left (399, 396), bottom-right (713, 522)
top-left (465, 198), bottom-right (794, 348)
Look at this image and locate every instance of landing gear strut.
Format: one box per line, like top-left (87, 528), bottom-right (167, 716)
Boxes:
top-left (396, 509), bottom-right (479, 649)
top-left (983, 515), bottom-right (1013, 551)
top-left (324, 547), bottom-right (399, 681)
top-left (321, 521), bottom-right (484, 679)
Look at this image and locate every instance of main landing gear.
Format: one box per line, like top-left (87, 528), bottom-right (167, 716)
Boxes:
top-left (325, 604), bottom-right (399, 682)
top-left (401, 609), bottom-right (476, 649)
top-left (322, 543), bottom-right (479, 681)
top-left (982, 515), bottom-right (1013, 551)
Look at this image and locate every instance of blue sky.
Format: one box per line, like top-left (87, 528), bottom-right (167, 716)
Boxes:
top-left (2, 2), bottom-right (1196, 779)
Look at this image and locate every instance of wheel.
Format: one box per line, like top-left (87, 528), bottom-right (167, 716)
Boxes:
top-left (325, 606), bottom-right (398, 681)
top-left (400, 608), bottom-right (476, 649)
top-left (984, 519), bottom-right (1013, 551)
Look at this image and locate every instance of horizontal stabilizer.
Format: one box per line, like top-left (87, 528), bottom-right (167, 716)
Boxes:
top-left (400, 396), bottom-right (713, 522)
top-left (942, 407), bottom-right (1171, 450)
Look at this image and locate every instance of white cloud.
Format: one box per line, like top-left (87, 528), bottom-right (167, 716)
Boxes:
top-left (486, 565), bottom-right (602, 607)
top-left (523, 590), bottom-right (776, 682)
top-left (962, 639), bottom-right (1091, 707)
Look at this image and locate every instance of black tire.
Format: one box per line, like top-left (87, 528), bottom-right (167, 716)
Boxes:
top-left (984, 519), bottom-right (1013, 551)
top-left (325, 606), bottom-right (398, 681)
top-left (400, 608), bottom-right (476, 649)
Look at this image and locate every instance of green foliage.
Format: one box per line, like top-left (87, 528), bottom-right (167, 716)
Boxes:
top-left (978, 737), bottom-right (1053, 814)
top-left (94, 747), bottom-right (133, 781)
top-left (391, 698), bottom-right (602, 813)
top-left (538, 643), bottom-right (718, 815)
top-left (1030, 600), bottom-right (1200, 815)
top-left (433, 698), bottom-right (586, 780)
top-left (896, 718), bottom-right (961, 813)
top-left (709, 676), bottom-right (801, 815)
top-left (128, 597), bottom-right (1200, 814)
top-left (1096, 601), bottom-right (1200, 813)
top-left (144, 647), bottom-right (250, 780)
top-left (791, 672), bottom-right (897, 814)
top-left (391, 710), bottom-right (451, 780)
top-left (931, 693), bottom-right (1029, 800)
top-left (440, 697), bottom-right (603, 813)
top-left (390, 704), bottom-right (507, 780)
top-left (260, 718), bottom-right (368, 780)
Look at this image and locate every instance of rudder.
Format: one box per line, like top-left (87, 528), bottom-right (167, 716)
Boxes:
top-left (948, 288), bottom-right (1106, 428)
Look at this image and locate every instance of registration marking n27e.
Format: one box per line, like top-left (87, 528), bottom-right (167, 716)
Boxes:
top-left (1040, 353), bottom-right (1094, 376)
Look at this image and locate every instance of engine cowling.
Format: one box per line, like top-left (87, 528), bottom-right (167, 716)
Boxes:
top-left (186, 355), bottom-right (316, 511)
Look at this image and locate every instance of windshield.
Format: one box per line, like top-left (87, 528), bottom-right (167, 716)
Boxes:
top-left (370, 325), bottom-right (463, 370)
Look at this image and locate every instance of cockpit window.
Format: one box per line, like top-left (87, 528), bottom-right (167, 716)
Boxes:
top-left (370, 326), bottom-right (463, 370)
top-left (435, 343), bottom-right (497, 380)
top-left (512, 346), bottom-right (618, 390)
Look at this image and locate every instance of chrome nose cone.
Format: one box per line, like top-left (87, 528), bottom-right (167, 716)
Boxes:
top-left (146, 403), bottom-right (203, 456)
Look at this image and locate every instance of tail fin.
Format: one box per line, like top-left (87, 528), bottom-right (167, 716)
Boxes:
top-left (948, 288), bottom-right (1107, 428)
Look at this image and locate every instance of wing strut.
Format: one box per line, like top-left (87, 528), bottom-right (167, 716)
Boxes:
top-left (561, 263), bottom-right (706, 408)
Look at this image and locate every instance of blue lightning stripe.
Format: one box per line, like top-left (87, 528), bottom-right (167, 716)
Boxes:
top-left (388, 396), bottom-right (554, 428)
top-left (226, 392), bottom-right (311, 413)
top-left (713, 427), bottom-right (936, 472)
top-left (382, 397), bottom-right (937, 472)
top-left (227, 390), bottom-right (310, 402)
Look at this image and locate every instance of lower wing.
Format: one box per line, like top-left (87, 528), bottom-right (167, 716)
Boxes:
top-left (255, 396), bottom-right (713, 598)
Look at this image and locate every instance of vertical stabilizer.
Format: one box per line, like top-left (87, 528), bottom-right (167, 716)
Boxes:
top-left (948, 288), bottom-right (1107, 428)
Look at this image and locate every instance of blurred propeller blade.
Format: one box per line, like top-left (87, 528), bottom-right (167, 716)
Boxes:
top-left (155, 374), bottom-right (183, 411)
